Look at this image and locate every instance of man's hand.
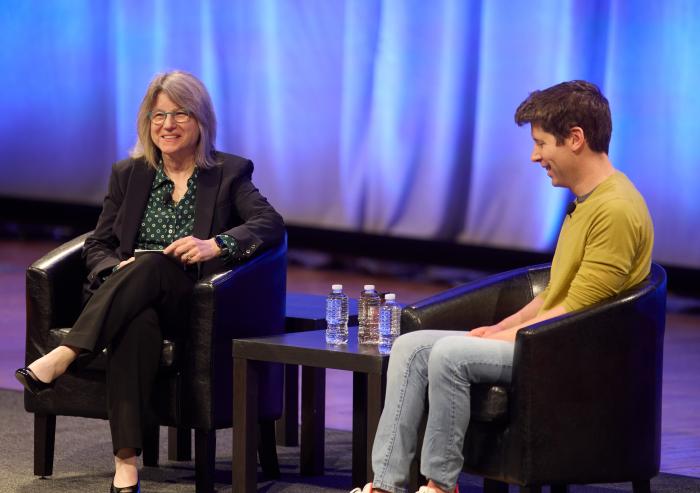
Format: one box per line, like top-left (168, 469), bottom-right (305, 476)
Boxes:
top-left (482, 328), bottom-right (518, 342)
top-left (467, 325), bottom-right (502, 337)
top-left (477, 304), bottom-right (568, 343)
top-left (163, 236), bottom-right (221, 265)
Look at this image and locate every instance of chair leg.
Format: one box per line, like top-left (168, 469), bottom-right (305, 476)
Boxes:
top-left (34, 414), bottom-right (56, 477)
top-left (142, 424), bottom-right (159, 467)
top-left (168, 426), bottom-right (192, 461)
top-left (632, 480), bottom-right (651, 493)
top-left (258, 419), bottom-right (280, 479)
top-left (550, 485), bottom-right (569, 493)
top-left (484, 478), bottom-right (509, 493)
top-left (195, 429), bottom-right (216, 493)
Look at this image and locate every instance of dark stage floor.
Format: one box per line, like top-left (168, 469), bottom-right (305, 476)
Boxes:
top-left (1, 239), bottom-right (698, 478)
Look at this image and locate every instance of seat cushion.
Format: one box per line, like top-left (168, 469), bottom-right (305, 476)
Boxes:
top-left (470, 384), bottom-right (509, 422)
top-left (48, 328), bottom-right (179, 373)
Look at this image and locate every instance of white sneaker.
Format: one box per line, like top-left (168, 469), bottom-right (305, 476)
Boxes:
top-left (416, 485), bottom-right (459, 493)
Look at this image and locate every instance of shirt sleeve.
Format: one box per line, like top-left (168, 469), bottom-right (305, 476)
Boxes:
top-left (217, 233), bottom-right (238, 263)
top-left (563, 199), bottom-right (641, 311)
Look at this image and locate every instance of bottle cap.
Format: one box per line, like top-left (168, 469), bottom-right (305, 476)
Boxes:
top-left (384, 293), bottom-right (396, 301)
top-left (331, 284), bottom-right (343, 290)
top-left (363, 284), bottom-right (375, 291)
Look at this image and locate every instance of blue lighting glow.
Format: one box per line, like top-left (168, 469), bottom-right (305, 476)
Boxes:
top-left (0, 1), bottom-right (698, 267)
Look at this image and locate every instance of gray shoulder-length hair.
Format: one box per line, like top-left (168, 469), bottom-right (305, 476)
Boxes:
top-left (131, 70), bottom-right (219, 169)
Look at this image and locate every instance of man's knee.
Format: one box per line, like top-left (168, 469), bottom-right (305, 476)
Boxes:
top-left (388, 332), bottom-right (440, 378)
top-left (391, 331), bottom-right (433, 359)
top-left (393, 331), bottom-right (420, 350)
top-left (428, 336), bottom-right (465, 372)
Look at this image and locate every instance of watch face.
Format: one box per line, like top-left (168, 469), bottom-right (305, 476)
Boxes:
top-left (215, 236), bottom-right (228, 251)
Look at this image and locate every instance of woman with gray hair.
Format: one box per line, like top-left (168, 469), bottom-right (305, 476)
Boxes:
top-left (15, 70), bottom-right (285, 493)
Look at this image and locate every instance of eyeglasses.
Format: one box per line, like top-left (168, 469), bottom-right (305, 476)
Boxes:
top-left (148, 110), bottom-right (192, 125)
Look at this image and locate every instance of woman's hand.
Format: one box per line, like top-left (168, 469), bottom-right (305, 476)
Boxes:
top-left (116, 257), bottom-right (136, 270)
top-left (163, 236), bottom-right (220, 264)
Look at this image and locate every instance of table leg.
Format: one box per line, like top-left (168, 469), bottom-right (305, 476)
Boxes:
top-left (366, 372), bottom-right (384, 476)
top-left (233, 356), bottom-right (259, 493)
top-left (352, 371), bottom-right (386, 486)
top-left (300, 365), bottom-right (326, 475)
top-left (352, 372), bottom-right (368, 486)
top-left (276, 363), bottom-right (299, 446)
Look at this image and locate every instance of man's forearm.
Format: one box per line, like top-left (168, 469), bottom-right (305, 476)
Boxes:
top-left (469, 294), bottom-right (547, 337)
top-left (496, 294), bottom-right (545, 330)
top-left (487, 304), bottom-right (567, 341)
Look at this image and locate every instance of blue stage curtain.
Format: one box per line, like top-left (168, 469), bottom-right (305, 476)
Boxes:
top-left (0, 0), bottom-right (699, 267)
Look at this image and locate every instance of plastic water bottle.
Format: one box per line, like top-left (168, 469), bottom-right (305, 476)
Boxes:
top-left (325, 284), bottom-right (349, 344)
top-left (379, 293), bottom-right (401, 353)
top-left (358, 284), bottom-right (381, 344)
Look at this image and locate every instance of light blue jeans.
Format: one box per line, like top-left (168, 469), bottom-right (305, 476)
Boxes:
top-left (371, 330), bottom-right (514, 493)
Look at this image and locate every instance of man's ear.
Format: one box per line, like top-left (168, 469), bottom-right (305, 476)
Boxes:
top-left (568, 126), bottom-right (585, 152)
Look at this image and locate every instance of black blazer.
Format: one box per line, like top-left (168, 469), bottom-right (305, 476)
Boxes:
top-left (82, 151), bottom-right (285, 296)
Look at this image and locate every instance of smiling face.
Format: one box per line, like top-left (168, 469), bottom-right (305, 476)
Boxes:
top-left (150, 92), bottom-right (200, 165)
top-left (529, 124), bottom-right (577, 189)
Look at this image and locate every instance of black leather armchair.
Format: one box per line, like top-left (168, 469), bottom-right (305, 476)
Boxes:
top-left (401, 263), bottom-right (666, 493)
top-left (24, 231), bottom-right (287, 493)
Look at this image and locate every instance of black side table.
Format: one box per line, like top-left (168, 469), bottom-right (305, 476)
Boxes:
top-left (233, 327), bottom-right (388, 492)
top-left (278, 292), bottom-right (359, 446)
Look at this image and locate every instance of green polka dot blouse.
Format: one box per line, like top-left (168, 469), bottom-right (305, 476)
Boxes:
top-left (136, 165), bottom-right (198, 250)
top-left (135, 165), bottom-right (236, 257)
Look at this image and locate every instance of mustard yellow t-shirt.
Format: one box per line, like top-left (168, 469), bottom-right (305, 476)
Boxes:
top-left (539, 171), bottom-right (654, 313)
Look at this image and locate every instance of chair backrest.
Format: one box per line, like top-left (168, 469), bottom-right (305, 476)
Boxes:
top-left (506, 262), bottom-right (667, 484)
top-left (401, 263), bottom-right (552, 333)
top-left (27, 232), bottom-right (91, 332)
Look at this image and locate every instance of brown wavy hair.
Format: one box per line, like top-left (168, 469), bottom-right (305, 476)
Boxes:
top-left (514, 80), bottom-right (612, 154)
top-left (131, 70), bottom-right (219, 168)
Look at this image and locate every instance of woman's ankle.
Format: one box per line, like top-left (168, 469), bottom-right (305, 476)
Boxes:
top-left (49, 345), bottom-right (80, 377)
top-left (56, 345), bottom-right (80, 363)
top-left (114, 448), bottom-right (138, 487)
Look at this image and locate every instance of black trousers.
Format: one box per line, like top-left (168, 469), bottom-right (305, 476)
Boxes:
top-left (64, 253), bottom-right (195, 455)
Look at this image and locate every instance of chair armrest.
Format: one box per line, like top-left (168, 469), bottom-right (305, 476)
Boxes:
top-left (25, 232), bottom-right (91, 363)
top-left (508, 273), bottom-right (666, 481)
top-left (182, 235), bottom-right (287, 428)
top-left (401, 264), bottom-right (550, 334)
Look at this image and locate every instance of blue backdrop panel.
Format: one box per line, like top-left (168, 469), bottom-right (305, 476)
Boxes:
top-left (0, 0), bottom-right (698, 267)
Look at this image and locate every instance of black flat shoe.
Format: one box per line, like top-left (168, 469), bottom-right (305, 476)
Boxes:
top-left (110, 480), bottom-right (140, 493)
top-left (14, 367), bottom-right (54, 395)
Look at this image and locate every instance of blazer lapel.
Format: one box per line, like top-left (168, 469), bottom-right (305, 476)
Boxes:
top-left (193, 165), bottom-right (221, 239)
top-left (121, 163), bottom-right (155, 254)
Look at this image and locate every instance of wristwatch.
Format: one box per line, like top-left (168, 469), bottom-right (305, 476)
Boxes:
top-left (214, 235), bottom-right (230, 257)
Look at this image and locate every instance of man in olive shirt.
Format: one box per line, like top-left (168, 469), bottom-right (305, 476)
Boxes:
top-left (471, 80), bottom-right (653, 341)
top-left (355, 80), bottom-right (654, 493)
